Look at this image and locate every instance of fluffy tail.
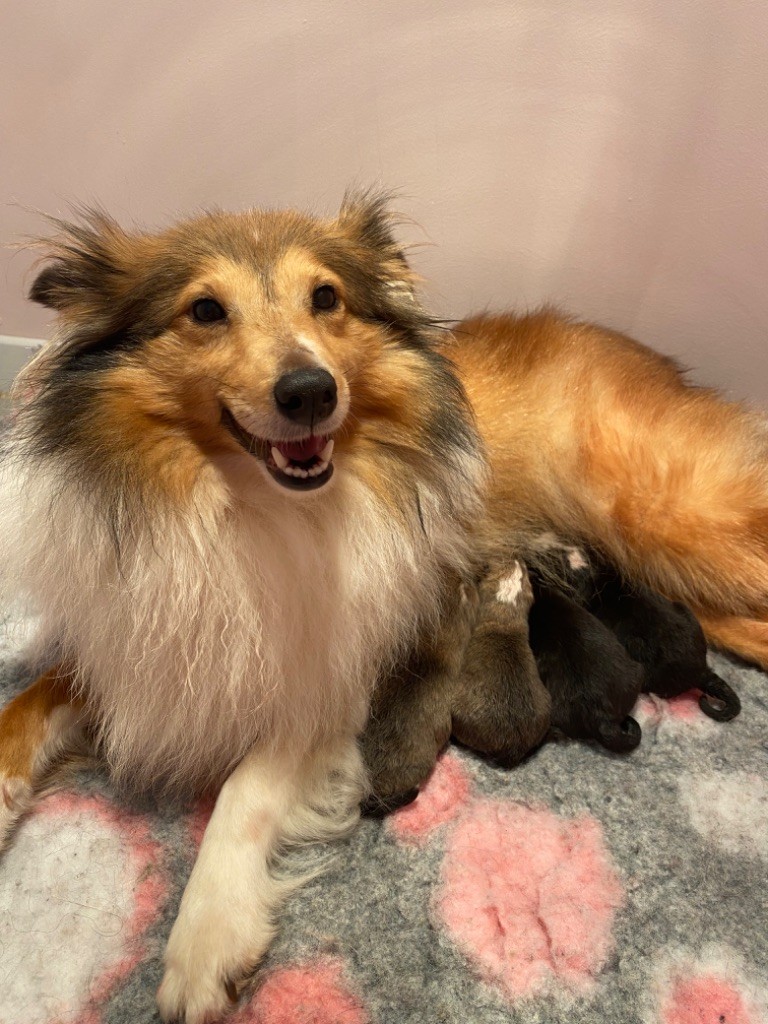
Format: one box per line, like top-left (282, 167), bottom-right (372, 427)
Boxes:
top-left (693, 611), bottom-right (768, 672)
top-left (570, 354), bottom-right (768, 667)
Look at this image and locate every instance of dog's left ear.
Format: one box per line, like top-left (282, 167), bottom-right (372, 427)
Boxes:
top-left (338, 189), bottom-right (402, 252)
top-left (336, 189), bottom-right (419, 301)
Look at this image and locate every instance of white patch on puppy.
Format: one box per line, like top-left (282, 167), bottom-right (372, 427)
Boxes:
top-left (496, 561), bottom-right (525, 604)
top-left (567, 547), bottom-right (588, 570)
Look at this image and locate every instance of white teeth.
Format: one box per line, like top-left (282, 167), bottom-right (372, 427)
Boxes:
top-left (269, 438), bottom-right (335, 481)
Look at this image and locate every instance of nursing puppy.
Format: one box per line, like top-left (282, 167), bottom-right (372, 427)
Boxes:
top-left (2, 193), bottom-right (768, 1021)
top-left (361, 574), bottom-right (476, 817)
top-left (585, 563), bottom-right (741, 720)
top-left (363, 560), bottom-right (549, 814)
top-left (528, 576), bottom-right (644, 752)
top-left (451, 561), bottom-right (551, 764)
top-left (534, 544), bottom-right (741, 720)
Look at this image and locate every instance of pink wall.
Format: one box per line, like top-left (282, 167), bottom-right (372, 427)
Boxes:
top-left (2, 0), bottom-right (766, 403)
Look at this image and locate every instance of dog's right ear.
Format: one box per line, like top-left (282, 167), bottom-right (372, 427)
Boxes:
top-left (28, 264), bottom-right (71, 310)
top-left (29, 210), bottom-right (145, 326)
top-left (337, 188), bottom-right (401, 254)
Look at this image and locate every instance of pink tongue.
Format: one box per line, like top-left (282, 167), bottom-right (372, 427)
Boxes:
top-left (275, 436), bottom-right (327, 462)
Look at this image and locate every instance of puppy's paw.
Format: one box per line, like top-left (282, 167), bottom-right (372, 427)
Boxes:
top-left (157, 904), bottom-right (270, 1023)
top-left (0, 776), bottom-right (33, 851)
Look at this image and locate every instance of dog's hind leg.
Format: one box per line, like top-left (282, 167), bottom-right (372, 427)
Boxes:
top-left (0, 666), bottom-right (86, 849)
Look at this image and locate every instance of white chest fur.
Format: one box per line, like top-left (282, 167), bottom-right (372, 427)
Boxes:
top-left (1, 462), bottom-right (451, 792)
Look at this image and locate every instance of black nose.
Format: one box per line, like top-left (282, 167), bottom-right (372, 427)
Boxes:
top-left (273, 368), bottom-right (338, 426)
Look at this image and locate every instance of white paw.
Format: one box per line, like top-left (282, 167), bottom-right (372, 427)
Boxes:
top-left (157, 905), bottom-right (270, 1023)
top-left (0, 777), bottom-right (32, 851)
top-left (157, 962), bottom-right (234, 1024)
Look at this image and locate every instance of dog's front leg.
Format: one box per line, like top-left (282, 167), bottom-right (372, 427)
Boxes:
top-left (157, 732), bottom-right (366, 1024)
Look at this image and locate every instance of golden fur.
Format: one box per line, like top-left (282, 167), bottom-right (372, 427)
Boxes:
top-left (447, 310), bottom-right (768, 658)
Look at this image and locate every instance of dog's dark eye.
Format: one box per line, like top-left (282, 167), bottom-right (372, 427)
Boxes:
top-left (312, 285), bottom-right (337, 311)
top-left (191, 298), bottom-right (227, 323)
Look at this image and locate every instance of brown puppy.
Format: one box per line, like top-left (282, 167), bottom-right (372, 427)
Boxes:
top-left (361, 575), bottom-right (475, 816)
top-left (452, 561), bottom-right (550, 765)
top-left (362, 560), bottom-right (550, 813)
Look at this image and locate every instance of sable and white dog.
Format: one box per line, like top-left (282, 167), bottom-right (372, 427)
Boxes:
top-left (1, 192), bottom-right (767, 1022)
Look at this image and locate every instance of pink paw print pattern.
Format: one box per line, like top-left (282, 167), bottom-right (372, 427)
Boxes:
top-left (435, 801), bottom-right (624, 1000)
top-left (387, 752), bottom-right (472, 846)
top-left (232, 958), bottom-right (369, 1024)
top-left (662, 974), bottom-right (759, 1024)
top-left (634, 691), bottom-right (719, 734)
top-left (0, 791), bottom-right (166, 1024)
top-left (652, 950), bottom-right (767, 1024)
top-left (387, 751), bottom-right (625, 1004)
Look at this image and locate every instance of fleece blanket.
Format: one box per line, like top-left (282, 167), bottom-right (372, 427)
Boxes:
top-left (1, 618), bottom-right (767, 1024)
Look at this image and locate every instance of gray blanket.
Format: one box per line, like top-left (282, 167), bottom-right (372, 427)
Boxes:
top-left (1, 623), bottom-right (766, 1024)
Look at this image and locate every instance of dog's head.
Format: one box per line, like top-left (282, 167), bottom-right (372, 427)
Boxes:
top-left (20, 192), bottom-right (480, 508)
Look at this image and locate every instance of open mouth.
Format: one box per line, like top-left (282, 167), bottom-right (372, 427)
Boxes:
top-left (222, 408), bottom-right (335, 491)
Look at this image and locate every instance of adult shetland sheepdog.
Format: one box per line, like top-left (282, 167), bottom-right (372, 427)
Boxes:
top-left (1, 192), bottom-right (767, 1022)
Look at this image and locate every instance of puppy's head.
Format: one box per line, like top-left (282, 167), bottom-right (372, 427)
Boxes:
top-left (21, 192), bottom-right (475, 507)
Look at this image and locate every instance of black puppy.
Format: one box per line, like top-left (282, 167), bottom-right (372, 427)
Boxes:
top-left (585, 567), bottom-right (741, 721)
top-left (527, 577), bottom-right (644, 753)
top-left (535, 543), bottom-right (740, 721)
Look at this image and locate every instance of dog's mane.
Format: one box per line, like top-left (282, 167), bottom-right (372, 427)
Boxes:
top-left (0, 456), bottom-right (478, 792)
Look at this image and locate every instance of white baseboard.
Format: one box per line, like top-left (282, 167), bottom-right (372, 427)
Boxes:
top-left (0, 335), bottom-right (42, 393)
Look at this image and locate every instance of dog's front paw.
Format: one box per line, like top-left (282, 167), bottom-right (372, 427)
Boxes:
top-left (157, 903), bottom-right (270, 1023)
top-left (157, 960), bottom-right (235, 1024)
